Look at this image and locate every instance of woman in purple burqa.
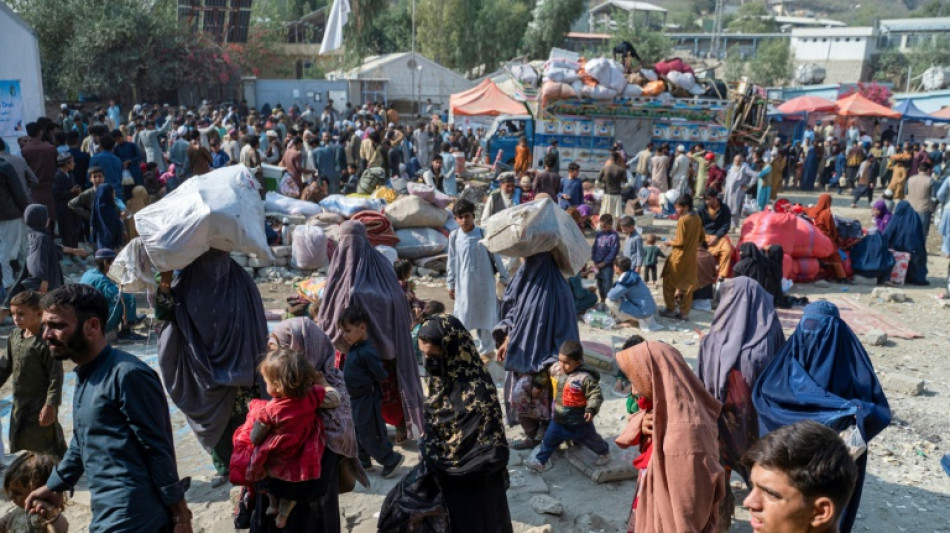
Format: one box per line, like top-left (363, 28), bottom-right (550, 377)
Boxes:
top-left (157, 249), bottom-right (268, 479)
top-left (493, 251), bottom-right (579, 449)
top-left (316, 221), bottom-right (425, 439)
top-left (872, 199), bottom-right (891, 234)
top-left (696, 276), bottom-right (785, 530)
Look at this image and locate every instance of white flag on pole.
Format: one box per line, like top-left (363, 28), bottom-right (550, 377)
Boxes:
top-left (320, 0), bottom-right (351, 55)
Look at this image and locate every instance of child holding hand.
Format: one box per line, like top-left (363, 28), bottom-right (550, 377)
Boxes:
top-left (230, 348), bottom-right (340, 528)
top-left (1, 452), bottom-right (68, 533)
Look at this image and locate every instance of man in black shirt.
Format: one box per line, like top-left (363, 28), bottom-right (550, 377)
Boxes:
top-left (698, 187), bottom-right (733, 281)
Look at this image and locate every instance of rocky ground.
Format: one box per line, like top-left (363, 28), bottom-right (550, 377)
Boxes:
top-left (0, 190), bottom-right (948, 532)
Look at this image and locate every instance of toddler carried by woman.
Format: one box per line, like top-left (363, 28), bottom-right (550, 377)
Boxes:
top-left (230, 349), bottom-right (340, 528)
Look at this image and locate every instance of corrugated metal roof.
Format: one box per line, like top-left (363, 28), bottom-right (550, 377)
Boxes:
top-left (879, 17), bottom-right (950, 33)
top-left (589, 0), bottom-right (668, 15)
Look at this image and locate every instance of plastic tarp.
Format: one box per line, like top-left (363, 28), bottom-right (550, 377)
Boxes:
top-left (123, 165), bottom-right (272, 285)
top-left (482, 198), bottom-right (590, 276)
top-left (933, 106), bottom-right (950, 120)
top-left (740, 211), bottom-right (836, 260)
top-left (450, 79), bottom-right (527, 117)
top-left (384, 195), bottom-right (450, 229)
top-left (318, 194), bottom-right (385, 217)
top-left (835, 93), bottom-right (901, 119)
top-left (394, 228), bottom-right (448, 259)
top-left (291, 225), bottom-right (329, 269)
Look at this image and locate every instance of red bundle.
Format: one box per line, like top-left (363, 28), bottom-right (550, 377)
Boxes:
top-left (350, 211), bottom-right (400, 247)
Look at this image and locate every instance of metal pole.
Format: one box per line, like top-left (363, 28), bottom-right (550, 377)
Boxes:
top-left (906, 64), bottom-right (911, 92)
top-left (411, 0), bottom-right (417, 118)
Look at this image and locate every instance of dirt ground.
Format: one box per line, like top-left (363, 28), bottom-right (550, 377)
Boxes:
top-left (0, 190), bottom-right (948, 532)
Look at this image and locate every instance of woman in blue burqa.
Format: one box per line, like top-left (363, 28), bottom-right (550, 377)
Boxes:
top-left (493, 251), bottom-right (578, 450)
top-left (752, 301), bottom-right (891, 533)
top-left (800, 139), bottom-right (820, 191)
top-left (883, 200), bottom-right (929, 285)
top-left (156, 249), bottom-right (269, 484)
top-left (697, 276), bottom-right (785, 531)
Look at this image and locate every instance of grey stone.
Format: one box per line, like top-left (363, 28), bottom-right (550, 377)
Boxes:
top-left (871, 287), bottom-right (906, 303)
top-left (529, 495), bottom-right (564, 516)
top-left (273, 256), bottom-right (289, 267)
top-left (270, 245), bottom-right (292, 258)
top-left (230, 254), bottom-right (249, 267)
top-left (813, 279), bottom-right (831, 288)
top-left (248, 257), bottom-right (273, 268)
top-left (852, 275), bottom-right (878, 286)
top-left (882, 374), bottom-right (925, 396)
top-left (865, 329), bottom-right (888, 346)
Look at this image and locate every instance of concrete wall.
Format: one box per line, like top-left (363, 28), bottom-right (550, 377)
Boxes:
top-left (791, 35), bottom-right (875, 62)
top-left (0, 4), bottom-right (45, 155)
top-left (250, 79), bottom-right (350, 114)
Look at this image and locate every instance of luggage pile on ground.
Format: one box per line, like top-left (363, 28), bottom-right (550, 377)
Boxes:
top-left (739, 210), bottom-right (836, 283)
top-left (538, 55), bottom-right (721, 105)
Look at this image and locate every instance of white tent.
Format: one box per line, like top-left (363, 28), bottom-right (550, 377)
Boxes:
top-left (0, 2), bottom-right (45, 154)
top-left (328, 52), bottom-right (473, 109)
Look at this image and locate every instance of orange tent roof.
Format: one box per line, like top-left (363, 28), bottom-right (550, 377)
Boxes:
top-left (450, 79), bottom-right (527, 116)
top-left (835, 93), bottom-right (901, 119)
top-left (933, 106), bottom-right (950, 120)
top-left (776, 95), bottom-right (837, 114)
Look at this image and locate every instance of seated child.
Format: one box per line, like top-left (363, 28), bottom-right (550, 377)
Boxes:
top-left (606, 256), bottom-right (660, 331)
top-left (338, 305), bottom-right (405, 477)
top-left (394, 259), bottom-right (424, 319)
top-left (0, 452), bottom-right (68, 533)
top-left (525, 340), bottom-right (610, 472)
top-left (568, 274), bottom-right (598, 315)
top-left (230, 348), bottom-right (340, 528)
top-left (0, 291), bottom-right (67, 457)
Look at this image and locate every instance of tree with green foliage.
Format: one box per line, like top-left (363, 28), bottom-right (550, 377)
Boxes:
top-left (907, 36), bottom-right (950, 85)
top-left (603, 22), bottom-right (672, 65)
top-left (873, 48), bottom-right (910, 86)
top-left (475, 0), bottom-right (533, 71)
top-left (915, 0), bottom-right (950, 18)
top-left (748, 39), bottom-right (791, 86)
top-left (727, 2), bottom-right (777, 33)
top-left (522, 0), bottom-right (587, 59)
top-left (724, 45), bottom-right (745, 81)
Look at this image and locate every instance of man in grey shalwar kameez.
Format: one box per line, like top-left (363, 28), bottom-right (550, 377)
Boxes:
top-left (447, 199), bottom-right (509, 362)
top-left (724, 155), bottom-right (757, 228)
top-left (136, 117), bottom-right (172, 173)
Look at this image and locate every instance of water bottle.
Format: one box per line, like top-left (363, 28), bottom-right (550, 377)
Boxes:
top-left (281, 217), bottom-right (292, 246)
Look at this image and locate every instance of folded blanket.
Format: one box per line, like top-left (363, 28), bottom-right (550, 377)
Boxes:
top-left (351, 211), bottom-right (400, 247)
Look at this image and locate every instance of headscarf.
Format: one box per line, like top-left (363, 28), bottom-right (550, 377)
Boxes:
top-left (417, 314), bottom-right (508, 477)
top-left (805, 193), bottom-right (837, 242)
top-left (616, 342), bottom-right (725, 533)
top-left (697, 277), bottom-right (785, 480)
top-left (872, 199), bottom-right (891, 234)
top-left (882, 200), bottom-right (928, 285)
top-left (157, 249), bottom-right (269, 450)
top-left (316, 221), bottom-right (425, 437)
top-left (733, 243), bottom-right (771, 289)
top-left (493, 252), bottom-right (578, 374)
top-left (24, 205), bottom-right (63, 290)
top-left (270, 318), bottom-right (357, 459)
top-left (91, 183), bottom-right (124, 249)
top-left (124, 185), bottom-right (150, 239)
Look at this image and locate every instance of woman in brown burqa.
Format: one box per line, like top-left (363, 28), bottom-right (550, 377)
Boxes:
top-left (805, 193), bottom-right (847, 281)
top-left (616, 341), bottom-right (725, 533)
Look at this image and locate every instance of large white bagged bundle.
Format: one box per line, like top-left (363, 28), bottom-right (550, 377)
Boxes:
top-left (622, 84), bottom-right (643, 98)
top-left (482, 198), bottom-right (590, 276)
top-left (133, 165), bottom-right (272, 273)
top-left (384, 195), bottom-right (449, 229)
top-left (291, 225), bottom-right (329, 269)
top-left (375, 245), bottom-right (399, 264)
top-left (666, 70), bottom-right (696, 91)
top-left (581, 84), bottom-right (619, 100)
top-left (265, 191), bottom-right (323, 217)
top-left (108, 238), bottom-right (157, 293)
top-left (407, 183), bottom-right (452, 208)
top-left (585, 58), bottom-right (627, 92)
top-left (543, 59), bottom-right (581, 83)
top-left (318, 194), bottom-right (385, 217)
top-left (394, 228), bottom-right (448, 259)
top-left (510, 63), bottom-right (539, 86)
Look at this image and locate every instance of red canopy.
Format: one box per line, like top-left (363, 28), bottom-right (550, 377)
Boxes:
top-left (776, 95), bottom-right (836, 114)
top-left (933, 106), bottom-right (950, 120)
top-left (450, 79), bottom-right (527, 116)
top-left (835, 93), bottom-right (901, 119)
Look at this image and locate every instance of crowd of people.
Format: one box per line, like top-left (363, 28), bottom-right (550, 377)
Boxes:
top-left (0, 96), bottom-right (940, 533)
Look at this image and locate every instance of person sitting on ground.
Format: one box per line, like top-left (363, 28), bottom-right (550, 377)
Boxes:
top-left (606, 256), bottom-right (659, 331)
top-left (805, 194), bottom-right (847, 282)
top-left (1, 452), bottom-right (68, 533)
top-left (525, 340), bottom-right (610, 472)
top-left (742, 420), bottom-right (858, 533)
top-left (698, 187), bottom-right (733, 281)
top-left (229, 348), bottom-right (340, 529)
top-left (567, 273), bottom-right (599, 316)
top-left (1, 291), bottom-right (67, 458)
top-left (79, 248), bottom-right (144, 340)
top-left (883, 200), bottom-right (929, 285)
top-left (337, 305), bottom-right (405, 478)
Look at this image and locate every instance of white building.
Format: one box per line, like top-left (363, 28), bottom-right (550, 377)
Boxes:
top-left (790, 27), bottom-right (878, 84)
top-left (0, 2), bottom-right (45, 154)
top-left (327, 52), bottom-right (473, 112)
top-left (588, 0), bottom-right (668, 32)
